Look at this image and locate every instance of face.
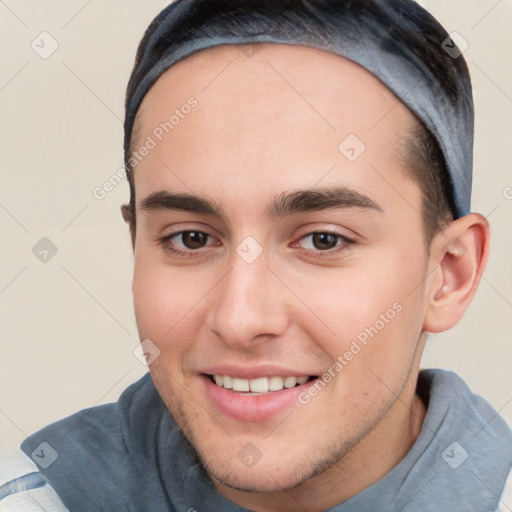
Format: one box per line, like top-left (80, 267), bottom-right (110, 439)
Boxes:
top-left (130, 44), bottom-right (430, 495)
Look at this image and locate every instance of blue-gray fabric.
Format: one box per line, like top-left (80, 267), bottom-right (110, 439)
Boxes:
top-left (124, 0), bottom-right (474, 217)
top-left (20, 369), bottom-right (512, 511)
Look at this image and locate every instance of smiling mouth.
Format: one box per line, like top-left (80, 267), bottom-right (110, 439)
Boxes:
top-left (206, 374), bottom-right (318, 395)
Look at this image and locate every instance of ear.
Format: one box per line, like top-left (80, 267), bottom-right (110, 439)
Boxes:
top-left (423, 213), bottom-right (490, 333)
top-left (120, 204), bottom-right (136, 251)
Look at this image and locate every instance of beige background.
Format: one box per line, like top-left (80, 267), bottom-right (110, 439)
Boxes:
top-left (0, 0), bottom-right (511, 456)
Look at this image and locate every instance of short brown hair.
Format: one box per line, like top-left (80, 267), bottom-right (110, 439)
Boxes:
top-left (401, 120), bottom-right (455, 246)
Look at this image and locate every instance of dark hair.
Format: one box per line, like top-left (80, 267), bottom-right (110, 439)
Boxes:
top-left (123, 0), bottom-right (471, 246)
top-left (402, 121), bottom-right (454, 245)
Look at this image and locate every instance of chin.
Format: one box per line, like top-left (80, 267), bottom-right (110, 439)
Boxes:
top-left (197, 436), bottom-right (352, 496)
top-left (204, 459), bottom-right (314, 493)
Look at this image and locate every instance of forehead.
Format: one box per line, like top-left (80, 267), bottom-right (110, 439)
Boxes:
top-left (135, 42), bottom-right (414, 136)
top-left (132, 43), bottom-right (418, 211)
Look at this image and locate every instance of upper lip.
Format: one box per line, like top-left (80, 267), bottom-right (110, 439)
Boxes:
top-left (199, 364), bottom-right (318, 380)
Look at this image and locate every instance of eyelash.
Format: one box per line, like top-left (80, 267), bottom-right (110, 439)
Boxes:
top-left (157, 229), bottom-right (355, 260)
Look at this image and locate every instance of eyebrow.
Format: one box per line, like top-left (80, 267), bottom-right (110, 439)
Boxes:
top-left (139, 186), bottom-right (383, 220)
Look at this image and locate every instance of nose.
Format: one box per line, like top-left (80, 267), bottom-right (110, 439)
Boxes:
top-left (206, 245), bottom-right (290, 349)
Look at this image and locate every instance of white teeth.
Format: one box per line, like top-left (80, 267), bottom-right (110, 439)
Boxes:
top-left (269, 376), bottom-right (284, 391)
top-left (232, 377), bottom-right (250, 392)
top-left (249, 377), bottom-right (268, 393)
top-left (212, 374), bottom-right (311, 393)
top-left (283, 376), bottom-right (297, 388)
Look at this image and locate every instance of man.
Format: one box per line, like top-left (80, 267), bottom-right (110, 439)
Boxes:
top-left (1, 0), bottom-right (511, 510)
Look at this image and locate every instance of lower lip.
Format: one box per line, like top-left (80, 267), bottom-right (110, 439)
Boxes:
top-left (201, 374), bottom-right (317, 422)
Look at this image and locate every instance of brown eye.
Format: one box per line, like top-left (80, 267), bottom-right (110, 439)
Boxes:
top-left (295, 230), bottom-right (356, 259)
top-left (300, 232), bottom-right (344, 251)
top-left (158, 230), bottom-right (217, 257)
top-left (180, 231), bottom-right (208, 249)
top-left (310, 233), bottom-right (338, 250)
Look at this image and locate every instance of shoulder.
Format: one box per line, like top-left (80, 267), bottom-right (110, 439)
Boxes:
top-left (417, 369), bottom-right (512, 511)
top-left (3, 373), bottom-right (173, 511)
top-left (0, 448), bottom-right (68, 511)
top-left (17, 372), bottom-right (161, 473)
top-left (19, 372), bottom-right (158, 462)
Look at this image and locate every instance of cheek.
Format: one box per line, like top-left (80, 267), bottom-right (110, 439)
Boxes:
top-left (132, 259), bottom-right (170, 338)
top-left (288, 248), bottom-right (427, 373)
top-left (132, 252), bottom-right (216, 349)
top-left (132, 247), bottom-right (177, 340)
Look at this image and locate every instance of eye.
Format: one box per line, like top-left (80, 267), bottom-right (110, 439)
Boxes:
top-left (174, 231), bottom-right (209, 250)
top-left (158, 230), bottom-right (217, 257)
top-left (295, 230), bottom-right (355, 258)
top-left (300, 232), bottom-right (340, 250)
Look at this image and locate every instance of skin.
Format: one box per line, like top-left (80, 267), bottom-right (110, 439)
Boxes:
top-left (123, 44), bottom-right (489, 511)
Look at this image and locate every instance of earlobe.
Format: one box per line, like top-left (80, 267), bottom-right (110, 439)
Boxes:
top-left (423, 213), bottom-right (490, 333)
